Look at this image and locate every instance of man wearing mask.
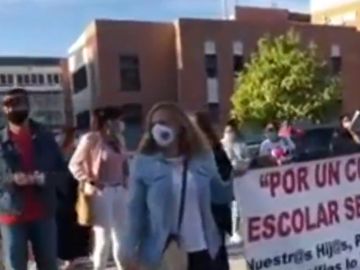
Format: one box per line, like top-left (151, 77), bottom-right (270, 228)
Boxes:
top-left (0, 88), bottom-right (66, 270)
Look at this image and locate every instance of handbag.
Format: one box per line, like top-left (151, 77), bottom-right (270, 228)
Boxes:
top-left (75, 182), bottom-right (94, 226)
top-left (160, 159), bottom-right (189, 270)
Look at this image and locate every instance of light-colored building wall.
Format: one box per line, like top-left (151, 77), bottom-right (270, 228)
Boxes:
top-left (0, 59), bottom-right (67, 128)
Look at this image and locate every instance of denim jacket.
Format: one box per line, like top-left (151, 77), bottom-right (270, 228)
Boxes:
top-left (121, 151), bottom-right (232, 268)
top-left (0, 120), bottom-right (66, 216)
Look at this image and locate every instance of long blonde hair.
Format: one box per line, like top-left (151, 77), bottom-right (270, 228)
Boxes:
top-left (138, 102), bottom-right (210, 158)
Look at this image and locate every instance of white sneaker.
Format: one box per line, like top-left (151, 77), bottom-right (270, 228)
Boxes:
top-left (27, 261), bottom-right (37, 270)
top-left (230, 233), bottom-right (242, 244)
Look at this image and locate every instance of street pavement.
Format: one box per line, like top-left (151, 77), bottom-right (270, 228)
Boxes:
top-left (73, 242), bottom-right (248, 269)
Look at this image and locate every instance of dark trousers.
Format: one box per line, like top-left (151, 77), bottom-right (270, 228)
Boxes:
top-left (212, 203), bottom-right (231, 270)
top-left (1, 217), bottom-right (58, 270)
top-left (57, 178), bottom-right (91, 260)
top-left (214, 244), bottom-right (230, 270)
top-left (188, 250), bottom-right (214, 270)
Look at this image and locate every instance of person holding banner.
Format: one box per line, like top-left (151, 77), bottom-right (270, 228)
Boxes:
top-left (192, 112), bottom-right (233, 270)
top-left (259, 121), bottom-right (296, 166)
top-left (121, 103), bottom-right (226, 270)
top-left (332, 114), bottom-right (360, 155)
top-left (221, 120), bottom-right (250, 245)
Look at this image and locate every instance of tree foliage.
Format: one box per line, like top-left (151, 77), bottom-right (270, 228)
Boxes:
top-left (231, 30), bottom-right (341, 126)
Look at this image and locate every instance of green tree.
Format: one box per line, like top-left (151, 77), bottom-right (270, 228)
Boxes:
top-left (231, 30), bottom-right (341, 126)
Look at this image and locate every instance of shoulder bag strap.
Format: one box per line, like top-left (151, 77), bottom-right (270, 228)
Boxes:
top-left (177, 159), bottom-right (188, 233)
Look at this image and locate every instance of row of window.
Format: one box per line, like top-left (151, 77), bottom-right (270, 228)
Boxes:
top-left (73, 55), bottom-right (142, 94)
top-left (205, 54), bottom-right (342, 78)
top-left (0, 92), bottom-right (64, 112)
top-left (0, 73), bottom-right (61, 87)
top-left (205, 54), bottom-right (244, 78)
top-left (72, 52), bottom-right (342, 95)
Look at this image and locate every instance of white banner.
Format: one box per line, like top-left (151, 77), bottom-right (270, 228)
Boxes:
top-left (234, 153), bottom-right (360, 270)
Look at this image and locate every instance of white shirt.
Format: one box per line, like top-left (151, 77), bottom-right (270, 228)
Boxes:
top-left (222, 138), bottom-right (250, 171)
top-left (168, 157), bottom-right (207, 252)
top-left (259, 137), bottom-right (296, 157)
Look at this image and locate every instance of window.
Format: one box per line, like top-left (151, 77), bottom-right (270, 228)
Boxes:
top-left (38, 74), bottom-right (44, 84)
top-left (205, 54), bottom-right (218, 78)
top-left (119, 55), bottom-right (141, 91)
top-left (17, 75), bottom-right (23, 85)
top-left (73, 66), bottom-right (88, 93)
top-left (331, 57), bottom-right (342, 74)
top-left (31, 74), bottom-right (37, 85)
top-left (0, 75), bottom-right (6, 86)
top-left (24, 74), bottom-right (30, 85)
top-left (7, 74), bottom-right (13, 85)
top-left (47, 74), bottom-right (53, 85)
top-left (208, 103), bottom-right (220, 122)
top-left (233, 55), bottom-right (244, 76)
top-left (53, 74), bottom-right (60, 84)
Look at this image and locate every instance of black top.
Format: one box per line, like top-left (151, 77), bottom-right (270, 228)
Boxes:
top-left (213, 143), bottom-right (233, 182)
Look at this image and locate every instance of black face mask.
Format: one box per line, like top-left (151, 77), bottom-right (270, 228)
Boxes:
top-left (6, 110), bottom-right (29, 125)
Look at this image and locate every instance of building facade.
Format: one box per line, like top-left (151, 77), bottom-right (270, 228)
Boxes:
top-left (68, 6), bottom-right (360, 147)
top-left (0, 57), bottom-right (68, 129)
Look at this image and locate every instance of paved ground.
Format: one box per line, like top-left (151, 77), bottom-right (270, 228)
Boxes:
top-left (90, 243), bottom-right (249, 270)
top-left (0, 242), bottom-right (248, 270)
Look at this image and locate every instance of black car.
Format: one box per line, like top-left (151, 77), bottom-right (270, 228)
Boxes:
top-left (293, 127), bottom-right (336, 162)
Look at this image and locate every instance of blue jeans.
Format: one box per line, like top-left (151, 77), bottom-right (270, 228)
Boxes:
top-left (1, 217), bottom-right (58, 270)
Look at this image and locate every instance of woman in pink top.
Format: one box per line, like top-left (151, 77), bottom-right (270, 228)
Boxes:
top-left (68, 107), bottom-right (129, 270)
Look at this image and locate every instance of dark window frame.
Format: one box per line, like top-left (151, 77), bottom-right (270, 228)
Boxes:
top-left (208, 103), bottom-right (220, 123)
top-left (205, 54), bottom-right (218, 78)
top-left (233, 55), bottom-right (244, 77)
top-left (73, 66), bottom-right (88, 94)
top-left (24, 74), bottom-right (30, 85)
top-left (47, 74), bottom-right (54, 85)
top-left (0, 74), bottom-right (6, 85)
top-left (38, 74), bottom-right (44, 84)
top-left (119, 55), bottom-right (141, 92)
top-left (31, 74), bottom-right (37, 85)
top-left (53, 74), bottom-right (60, 84)
top-left (331, 56), bottom-right (342, 74)
top-left (7, 74), bottom-right (13, 85)
top-left (17, 74), bottom-right (23, 85)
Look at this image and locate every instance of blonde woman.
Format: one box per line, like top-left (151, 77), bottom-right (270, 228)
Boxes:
top-left (68, 107), bottom-right (128, 270)
top-left (121, 103), bottom-right (232, 270)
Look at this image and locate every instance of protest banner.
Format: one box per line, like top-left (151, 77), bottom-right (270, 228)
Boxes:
top-left (234, 153), bottom-right (360, 270)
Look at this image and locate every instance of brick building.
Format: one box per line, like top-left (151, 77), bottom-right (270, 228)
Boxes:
top-left (68, 6), bottom-right (360, 147)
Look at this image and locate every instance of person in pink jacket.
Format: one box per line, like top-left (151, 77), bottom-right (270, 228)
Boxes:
top-left (68, 107), bottom-right (129, 270)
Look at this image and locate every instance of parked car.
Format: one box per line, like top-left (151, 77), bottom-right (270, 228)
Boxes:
top-left (292, 127), bottom-right (336, 162)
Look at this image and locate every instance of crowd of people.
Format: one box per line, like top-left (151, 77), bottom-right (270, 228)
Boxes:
top-left (0, 87), bottom-right (359, 270)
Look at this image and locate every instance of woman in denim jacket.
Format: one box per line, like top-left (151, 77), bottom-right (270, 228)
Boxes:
top-left (121, 103), bottom-right (232, 270)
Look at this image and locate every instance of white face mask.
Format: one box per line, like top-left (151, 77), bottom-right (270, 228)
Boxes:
top-left (151, 124), bottom-right (176, 147)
